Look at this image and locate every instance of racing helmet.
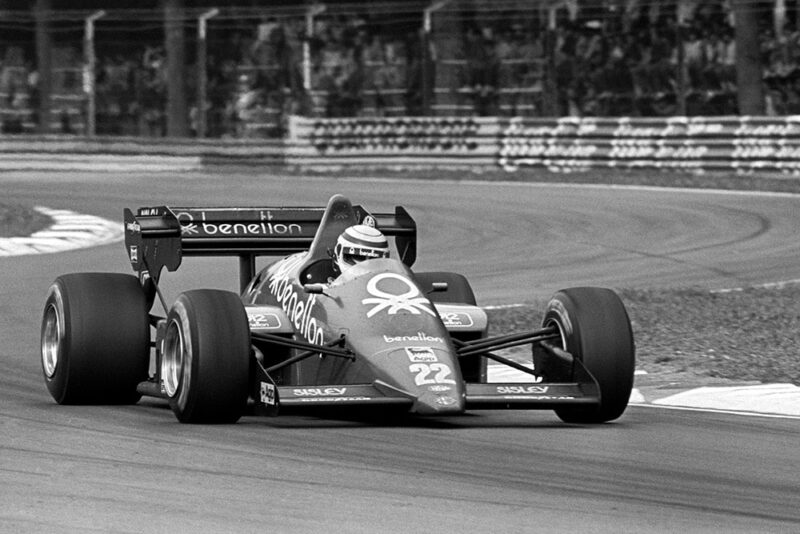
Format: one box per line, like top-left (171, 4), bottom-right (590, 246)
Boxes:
top-left (334, 224), bottom-right (390, 272)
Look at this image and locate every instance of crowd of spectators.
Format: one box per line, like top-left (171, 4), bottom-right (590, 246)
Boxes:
top-left (448, 5), bottom-right (800, 118)
top-left (3, 3), bottom-right (800, 137)
top-left (762, 22), bottom-right (800, 114)
top-left (455, 8), bottom-right (742, 117)
top-left (0, 46), bottom-right (37, 133)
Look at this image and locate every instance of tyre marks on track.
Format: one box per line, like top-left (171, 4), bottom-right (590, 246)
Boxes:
top-left (0, 207), bottom-right (122, 256)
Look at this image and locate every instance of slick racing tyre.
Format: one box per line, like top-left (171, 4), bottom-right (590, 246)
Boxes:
top-left (162, 290), bottom-right (250, 424)
top-left (543, 287), bottom-right (635, 424)
top-left (414, 272), bottom-right (477, 305)
top-left (41, 273), bottom-right (150, 404)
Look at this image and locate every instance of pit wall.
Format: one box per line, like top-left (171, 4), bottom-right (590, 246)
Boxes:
top-left (1, 115), bottom-right (799, 174)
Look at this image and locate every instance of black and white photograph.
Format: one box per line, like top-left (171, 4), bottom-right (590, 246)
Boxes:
top-left (1, 1), bottom-right (799, 532)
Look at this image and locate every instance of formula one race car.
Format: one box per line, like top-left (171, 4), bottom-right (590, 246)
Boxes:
top-left (40, 194), bottom-right (635, 424)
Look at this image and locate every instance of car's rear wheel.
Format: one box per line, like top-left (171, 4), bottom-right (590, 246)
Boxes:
top-left (543, 287), bottom-right (635, 424)
top-left (40, 273), bottom-right (150, 404)
top-left (162, 290), bottom-right (250, 424)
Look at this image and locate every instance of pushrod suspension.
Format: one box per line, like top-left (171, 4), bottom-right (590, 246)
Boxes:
top-left (455, 328), bottom-right (559, 359)
top-left (250, 331), bottom-right (350, 358)
top-left (451, 338), bottom-right (540, 377)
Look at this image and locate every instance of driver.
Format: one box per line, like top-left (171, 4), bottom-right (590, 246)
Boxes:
top-left (333, 224), bottom-right (390, 277)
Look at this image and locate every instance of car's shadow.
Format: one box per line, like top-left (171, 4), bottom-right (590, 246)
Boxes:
top-left (139, 398), bottom-right (616, 429)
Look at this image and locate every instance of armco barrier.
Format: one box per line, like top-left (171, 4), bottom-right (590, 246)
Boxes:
top-left (498, 116), bottom-right (800, 173)
top-left (3, 116), bottom-right (799, 174)
top-left (286, 115), bottom-right (500, 169)
top-left (0, 135), bottom-right (286, 171)
top-left (288, 115), bottom-right (800, 174)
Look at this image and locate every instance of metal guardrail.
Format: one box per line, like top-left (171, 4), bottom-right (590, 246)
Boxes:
top-left (2, 116), bottom-right (799, 174)
top-left (287, 115), bottom-right (800, 174)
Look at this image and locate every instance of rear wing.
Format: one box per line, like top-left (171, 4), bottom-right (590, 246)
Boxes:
top-left (123, 200), bottom-right (416, 291)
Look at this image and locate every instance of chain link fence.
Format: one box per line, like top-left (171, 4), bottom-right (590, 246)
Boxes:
top-left (0, 1), bottom-right (794, 138)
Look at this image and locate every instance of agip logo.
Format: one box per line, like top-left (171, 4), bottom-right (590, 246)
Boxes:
top-left (362, 273), bottom-right (435, 318)
top-left (405, 347), bottom-right (438, 363)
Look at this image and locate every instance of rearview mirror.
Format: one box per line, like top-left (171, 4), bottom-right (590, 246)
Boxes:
top-left (303, 283), bottom-right (327, 295)
top-left (429, 282), bottom-right (448, 293)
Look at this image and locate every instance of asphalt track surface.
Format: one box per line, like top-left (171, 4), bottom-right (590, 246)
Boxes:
top-left (1, 171), bottom-right (799, 532)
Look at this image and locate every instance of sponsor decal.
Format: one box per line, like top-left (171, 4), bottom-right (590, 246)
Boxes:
top-left (292, 387), bottom-right (347, 397)
top-left (435, 396), bottom-right (458, 407)
top-left (309, 117), bottom-right (480, 154)
top-left (138, 208), bottom-right (162, 216)
top-left (260, 382), bottom-right (276, 405)
top-left (496, 385), bottom-right (550, 395)
top-left (267, 255), bottom-right (324, 345)
top-left (500, 395), bottom-right (576, 401)
top-left (247, 311), bottom-right (282, 330)
top-left (126, 221), bottom-right (141, 233)
top-left (410, 363), bottom-right (456, 386)
top-left (405, 347), bottom-right (438, 363)
top-left (175, 210), bottom-right (303, 237)
top-left (128, 245), bottom-right (138, 263)
top-left (384, 332), bottom-right (444, 344)
top-left (297, 397), bottom-right (371, 403)
top-left (440, 312), bottom-right (474, 328)
top-left (428, 385), bottom-right (452, 393)
top-left (362, 273), bottom-right (435, 318)
top-left (362, 215), bottom-right (377, 228)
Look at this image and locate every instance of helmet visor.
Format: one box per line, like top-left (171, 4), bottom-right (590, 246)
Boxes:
top-left (337, 245), bottom-right (389, 266)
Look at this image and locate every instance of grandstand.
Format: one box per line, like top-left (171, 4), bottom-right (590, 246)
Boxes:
top-left (0, 0), bottom-right (795, 138)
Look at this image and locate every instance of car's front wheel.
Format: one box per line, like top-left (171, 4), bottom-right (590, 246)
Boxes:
top-left (543, 287), bottom-right (635, 424)
top-left (162, 290), bottom-right (250, 424)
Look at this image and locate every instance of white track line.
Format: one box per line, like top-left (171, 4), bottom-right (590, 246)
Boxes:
top-left (330, 174), bottom-right (800, 199)
top-left (488, 364), bottom-right (800, 419)
top-left (0, 206), bottom-right (123, 257)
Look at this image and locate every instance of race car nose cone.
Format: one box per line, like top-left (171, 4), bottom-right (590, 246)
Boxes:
top-left (382, 346), bottom-right (466, 415)
top-left (412, 387), bottom-right (466, 415)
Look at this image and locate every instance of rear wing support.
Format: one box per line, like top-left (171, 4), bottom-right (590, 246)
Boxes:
top-left (124, 198), bottom-right (417, 294)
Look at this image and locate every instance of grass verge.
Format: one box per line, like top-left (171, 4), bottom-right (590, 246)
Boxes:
top-left (0, 204), bottom-right (51, 238)
top-left (487, 285), bottom-right (800, 386)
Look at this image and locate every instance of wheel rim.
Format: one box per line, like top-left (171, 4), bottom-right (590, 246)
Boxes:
top-left (41, 303), bottom-right (61, 378)
top-left (162, 318), bottom-right (185, 398)
top-left (545, 317), bottom-right (568, 351)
